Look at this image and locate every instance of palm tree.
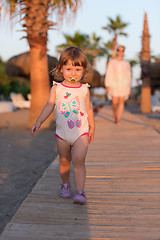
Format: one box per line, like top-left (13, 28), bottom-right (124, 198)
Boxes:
top-left (56, 31), bottom-right (89, 52)
top-left (57, 31), bottom-right (104, 68)
top-left (88, 33), bottom-right (105, 67)
top-left (151, 55), bottom-right (160, 62)
top-left (0, 0), bottom-right (81, 128)
top-left (129, 59), bottom-right (139, 68)
top-left (102, 15), bottom-right (129, 59)
top-left (103, 40), bottom-right (112, 66)
top-left (140, 12), bottom-right (151, 113)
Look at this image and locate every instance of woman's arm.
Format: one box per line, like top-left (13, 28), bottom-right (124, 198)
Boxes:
top-left (31, 85), bottom-right (56, 136)
top-left (127, 61), bottom-right (132, 85)
top-left (127, 62), bottom-right (132, 96)
top-left (104, 60), bottom-right (113, 94)
top-left (85, 88), bottom-right (95, 143)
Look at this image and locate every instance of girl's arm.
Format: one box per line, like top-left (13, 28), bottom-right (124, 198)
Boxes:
top-left (85, 88), bottom-right (95, 143)
top-left (31, 85), bottom-right (56, 136)
top-left (104, 60), bottom-right (113, 94)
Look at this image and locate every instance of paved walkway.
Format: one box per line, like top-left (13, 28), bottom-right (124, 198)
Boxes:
top-left (1, 106), bottom-right (160, 240)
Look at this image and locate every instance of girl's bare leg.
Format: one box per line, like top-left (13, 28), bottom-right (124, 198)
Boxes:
top-left (117, 97), bottom-right (125, 123)
top-left (72, 135), bottom-right (89, 191)
top-left (56, 138), bottom-right (71, 184)
top-left (112, 96), bottom-right (118, 122)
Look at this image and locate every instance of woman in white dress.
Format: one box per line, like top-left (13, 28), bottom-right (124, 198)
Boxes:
top-left (105, 45), bottom-right (132, 124)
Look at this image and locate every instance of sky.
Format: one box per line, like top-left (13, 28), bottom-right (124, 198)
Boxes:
top-left (0, 0), bottom-right (160, 83)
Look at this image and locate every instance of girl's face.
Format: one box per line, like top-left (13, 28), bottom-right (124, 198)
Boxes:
top-left (62, 60), bottom-right (84, 83)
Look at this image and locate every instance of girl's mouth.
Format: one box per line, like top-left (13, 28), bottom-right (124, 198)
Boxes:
top-left (69, 77), bottom-right (77, 82)
top-left (71, 78), bottom-right (76, 82)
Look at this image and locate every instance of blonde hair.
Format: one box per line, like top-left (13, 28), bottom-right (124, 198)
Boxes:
top-left (51, 47), bottom-right (89, 81)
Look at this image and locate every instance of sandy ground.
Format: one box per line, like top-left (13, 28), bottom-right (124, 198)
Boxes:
top-left (0, 109), bottom-right (57, 234)
top-left (0, 104), bottom-right (160, 234)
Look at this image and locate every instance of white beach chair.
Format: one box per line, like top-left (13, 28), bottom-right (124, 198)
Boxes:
top-left (10, 92), bottom-right (31, 109)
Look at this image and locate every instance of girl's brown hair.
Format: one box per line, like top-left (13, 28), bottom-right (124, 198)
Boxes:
top-left (51, 47), bottom-right (89, 81)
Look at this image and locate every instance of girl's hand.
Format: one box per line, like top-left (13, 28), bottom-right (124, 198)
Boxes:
top-left (31, 122), bottom-right (41, 137)
top-left (89, 128), bottom-right (94, 143)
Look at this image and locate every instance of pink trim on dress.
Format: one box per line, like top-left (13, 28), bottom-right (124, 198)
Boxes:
top-left (61, 83), bottom-right (82, 88)
top-left (81, 132), bottom-right (89, 137)
top-left (55, 133), bottom-right (64, 141)
top-left (55, 132), bottom-right (89, 141)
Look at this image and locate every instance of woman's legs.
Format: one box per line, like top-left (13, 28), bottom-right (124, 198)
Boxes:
top-left (72, 135), bottom-right (89, 191)
top-left (117, 97), bottom-right (125, 123)
top-left (56, 138), bottom-right (71, 185)
top-left (112, 96), bottom-right (119, 122)
top-left (112, 96), bottom-right (125, 124)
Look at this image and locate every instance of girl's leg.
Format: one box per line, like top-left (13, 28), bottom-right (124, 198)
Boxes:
top-left (112, 96), bottom-right (118, 122)
top-left (56, 138), bottom-right (71, 184)
top-left (72, 135), bottom-right (89, 191)
top-left (117, 97), bottom-right (125, 123)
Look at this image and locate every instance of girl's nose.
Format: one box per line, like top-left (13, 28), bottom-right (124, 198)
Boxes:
top-left (71, 69), bottom-right (76, 75)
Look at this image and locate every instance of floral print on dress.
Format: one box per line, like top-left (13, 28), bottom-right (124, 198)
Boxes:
top-left (64, 92), bottom-right (71, 99)
top-left (58, 96), bottom-right (84, 129)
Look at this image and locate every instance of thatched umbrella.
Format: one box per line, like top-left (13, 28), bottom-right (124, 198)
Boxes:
top-left (150, 61), bottom-right (160, 93)
top-left (6, 52), bottom-right (102, 88)
top-left (6, 52), bottom-right (58, 81)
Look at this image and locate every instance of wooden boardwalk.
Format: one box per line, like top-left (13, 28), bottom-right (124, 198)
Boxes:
top-left (1, 106), bottom-right (160, 240)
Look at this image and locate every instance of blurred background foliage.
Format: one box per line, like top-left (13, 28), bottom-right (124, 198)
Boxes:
top-left (0, 57), bottom-right (30, 99)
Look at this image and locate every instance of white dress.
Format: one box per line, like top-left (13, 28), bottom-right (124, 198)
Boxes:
top-left (53, 81), bottom-right (89, 146)
top-left (105, 59), bottom-right (132, 100)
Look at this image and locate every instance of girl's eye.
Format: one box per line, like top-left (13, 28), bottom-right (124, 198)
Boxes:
top-left (67, 68), bottom-right (71, 71)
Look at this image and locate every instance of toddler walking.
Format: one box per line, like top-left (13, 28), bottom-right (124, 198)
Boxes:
top-left (32, 47), bottom-right (95, 205)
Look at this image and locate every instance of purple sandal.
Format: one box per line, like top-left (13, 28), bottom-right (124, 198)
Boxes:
top-left (60, 183), bottom-right (71, 198)
top-left (73, 190), bottom-right (86, 205)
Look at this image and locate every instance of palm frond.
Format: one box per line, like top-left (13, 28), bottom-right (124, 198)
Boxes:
top-left (119, 32), bottom-right (128, 36)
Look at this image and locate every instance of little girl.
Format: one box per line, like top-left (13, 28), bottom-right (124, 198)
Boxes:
top-left (32, 47), bottom-right (95, 205)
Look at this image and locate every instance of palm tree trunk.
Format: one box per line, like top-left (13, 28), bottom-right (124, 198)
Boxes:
top-left (140, 61), bottom-right (151, 113)
top-left (140, 86), bottom-right (151, 113)
top-left (140, 13), bottom-right (151, 113)
top-left (92, 57), bottom-right (96, 68)
top-left (28, 47), bottom-right (53, 128)
top-left (112, 35), bottom-right (117, 59)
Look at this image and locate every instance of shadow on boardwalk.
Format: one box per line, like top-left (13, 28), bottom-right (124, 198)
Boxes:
top-left (1, 105), bottom-right (160, 239)
top-left (98, 112), bottom-right (149, 127)
top-left (0, 128), bottom-right (57, 235)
